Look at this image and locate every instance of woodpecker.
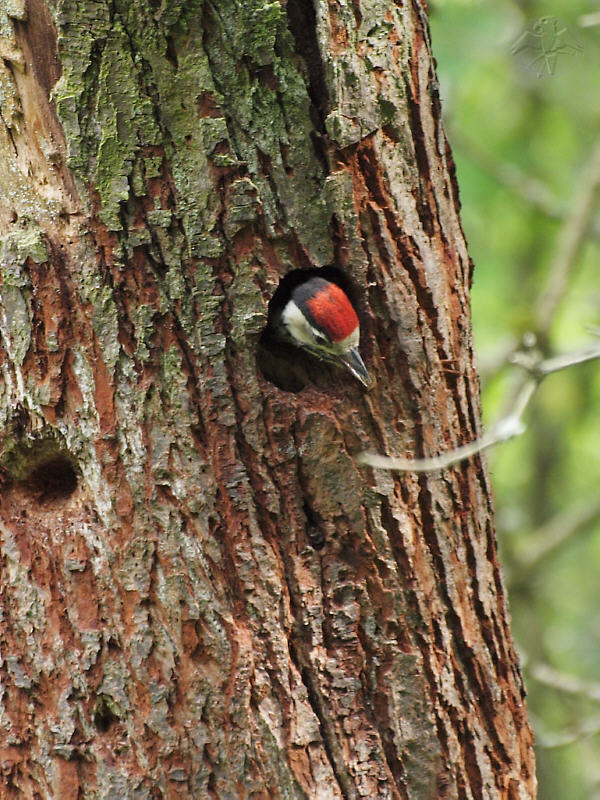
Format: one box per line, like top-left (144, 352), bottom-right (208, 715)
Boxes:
top-left (275, 276), bottom-right (372, 388)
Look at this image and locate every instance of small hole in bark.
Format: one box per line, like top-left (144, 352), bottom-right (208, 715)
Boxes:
top-left (381, 123), bottom-right (401, 143)
top-left (25, 456), bottom-right (78, 502)
top-left (254, 64), bottom-right (278, 90)
top-left (165, 35), bottom-right (178, 69)
top-left (257, 266), bottom-right (362, 392)
top-left (280, 143), bottom-right (294, 176)
top-left (1, 433), bottom-right (79, 505)
top-left (93, 696), bottom-right (119, 732)
top-left (303, 500), bottom-right (325, 549)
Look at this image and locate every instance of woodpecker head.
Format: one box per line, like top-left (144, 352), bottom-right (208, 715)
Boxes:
top-left (276, 276), bottom-right (372, 388)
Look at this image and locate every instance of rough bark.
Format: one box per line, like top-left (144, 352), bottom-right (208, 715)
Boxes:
top-left (0, 1), bottom-right (536, 799)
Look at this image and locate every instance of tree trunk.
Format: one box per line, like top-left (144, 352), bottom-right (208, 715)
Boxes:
top-left (0, 1), bottom-right (536, 798)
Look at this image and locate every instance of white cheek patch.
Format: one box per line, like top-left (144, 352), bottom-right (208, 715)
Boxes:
top-left (282, 301), bottom-right (316, 347)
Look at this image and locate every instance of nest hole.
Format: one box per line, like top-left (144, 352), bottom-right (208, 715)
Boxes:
top-left (24, 455), bottom-right (78, 502)
top-left (257, 266), bottom-right (361, 392)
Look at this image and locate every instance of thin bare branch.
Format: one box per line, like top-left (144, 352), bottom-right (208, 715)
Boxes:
top-left (358, 342), bottom-right (600, 473)
top-left (532, 713), bottom-right (600, 750)
top-left (528, 662), bottom-right (600, 703)
top-left (511, 342), bottom-right (600, 376)
top-left (476, 337), bottom-right (520, 382)
top-left (579, 11), bottom-right (600, 28)
top-left (358, 379), bottom-right (535, 472)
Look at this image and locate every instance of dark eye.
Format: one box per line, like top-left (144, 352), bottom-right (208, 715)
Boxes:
top-left (314, 331), bottom-right (328, 344)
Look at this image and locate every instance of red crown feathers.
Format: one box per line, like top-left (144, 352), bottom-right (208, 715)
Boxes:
top-left (305, 281), bottom-right (359, 342)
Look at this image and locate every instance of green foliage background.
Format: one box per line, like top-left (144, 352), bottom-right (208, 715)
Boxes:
top-left (430, 2), bottom-right (600, 797)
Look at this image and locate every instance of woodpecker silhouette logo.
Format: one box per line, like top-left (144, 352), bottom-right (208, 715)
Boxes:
top-left (275, 276), bottom-right (372, 388)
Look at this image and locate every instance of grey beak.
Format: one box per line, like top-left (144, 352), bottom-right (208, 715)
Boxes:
top-left (339, 348), bottom-right (373, 389)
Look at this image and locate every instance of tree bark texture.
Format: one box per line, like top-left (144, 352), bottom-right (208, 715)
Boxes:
top-left (0, 1), bottom-right (536, 799)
